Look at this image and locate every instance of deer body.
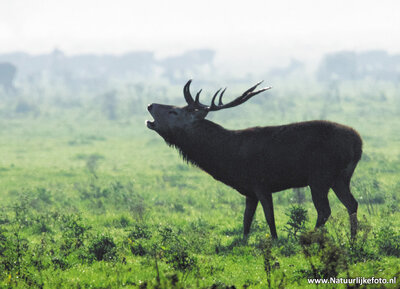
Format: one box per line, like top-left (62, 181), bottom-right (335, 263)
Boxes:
top-left (147, 81), bottom-right (362, 239)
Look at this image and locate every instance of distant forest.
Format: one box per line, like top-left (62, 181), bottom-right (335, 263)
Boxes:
top-left (1, 49), bottom-right (400, 92)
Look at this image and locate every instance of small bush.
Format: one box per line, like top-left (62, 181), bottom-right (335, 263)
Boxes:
top-left (32, 215), bottom-right (52, 234)
top-left (256, 234), bottom-right (286, 288)
top-left (88, 234), bottom-right (117, 262)
top-left (279, 238), bottom-right (299, 257)
top-left (173, 202), bottom-right (185, 213)
top-left (374, 225), bottom-right (400, 257)
top-left (36, 188), bottom-right (53, 204)
top-left (129, 239), bottom-right (147, 256)
top-left (60, 214), bottom-right (90, 249)
top-left (258, 235), bottom-right (275, 277)
top-left (299, 230), bottom-right (347, 279)
top-left (284, 205), bottom-right (308, 240)
top-left (112, 215), bottom-right (131, 228)
top-left (165, 242), bottom-right (196, 272)
top-left (347, 242), bottom-right (379, 264)
top-left (51, 255), bottom-right (69, 270)
top-left (158, 225), bottom-right (174, 244)
top-left (130, 196), bottom-right (148, 222)
top-left (156, 225), bottom-right (196, 272)
top-left (129, 223), bottom-right (152, 240)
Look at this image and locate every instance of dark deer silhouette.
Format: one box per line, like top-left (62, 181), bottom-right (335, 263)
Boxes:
top-left (146, 80), bottom-right (362, 239)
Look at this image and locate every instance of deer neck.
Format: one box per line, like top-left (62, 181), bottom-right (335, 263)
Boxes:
top-left (165, 120), bottom-right (236, 176)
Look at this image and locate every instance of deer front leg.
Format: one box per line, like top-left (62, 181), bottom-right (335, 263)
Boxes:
top-left (350, 212), bottom-right (358, 240)
top-left (243, 197), bottom-right (258, 237)
top-left (256, 191), bottom-right (277, 239)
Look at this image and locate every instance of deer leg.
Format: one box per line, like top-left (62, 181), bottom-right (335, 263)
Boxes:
top-left (332, 178), bottom-right (358, 239)
top-left (243, 197), bottom-right (258, 237)
top-left (255, 191), bottom-right (277, 238)
top-left (310, 183), bottom-right (331, 228)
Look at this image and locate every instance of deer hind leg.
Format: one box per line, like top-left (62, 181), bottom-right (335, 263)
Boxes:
top-left (243, 197), bottom-right (258, 237)
top-left (309, 183), bottom-right (331, 228)
top-left (255, 191), bottom-right (277, 239)
top-left (332, 176), bottom-right (358, 239)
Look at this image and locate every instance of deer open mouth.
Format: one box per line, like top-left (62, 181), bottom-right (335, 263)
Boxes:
top-left (146, 104), bottom-right (156, 130)
top-left (146, 119), bottom-right (155, 130)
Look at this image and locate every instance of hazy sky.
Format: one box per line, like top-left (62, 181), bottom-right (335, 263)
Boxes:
top-left (1, 0), bottom-right (400, 70)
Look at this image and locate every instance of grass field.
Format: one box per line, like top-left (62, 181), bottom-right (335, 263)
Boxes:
top-left (0, 79), bottom-right (399, 288)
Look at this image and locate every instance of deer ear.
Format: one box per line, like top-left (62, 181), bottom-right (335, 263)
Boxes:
top-left (192, 109), bottom-right (208, 120)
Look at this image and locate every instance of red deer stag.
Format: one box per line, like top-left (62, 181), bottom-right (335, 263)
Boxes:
top-left (146, 80), bottom-right (362, 239)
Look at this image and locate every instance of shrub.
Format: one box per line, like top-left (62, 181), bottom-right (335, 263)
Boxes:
top-left (85, 154), bottom-right (104, 178)
top-left (129, 223), bottom-right (152, 240)
top-left (374, 225), bottom-right (400, 257)
top-left (36, 188), bottom-right (53, 204)
top-left (283, 205), bottom-right (308, 240)
top-left (130, 195), bottom-right (147, 222)
top-left (259, 235), bottom-right (274, 277)
top-left (158, 225), bottom-right (174, 244)
top-left (165, 242), bottom-right (196, 272)
top-left (344, 215), bottom-right (379, 263)
top-left (256, 234), bottom-right (286, 289)
top-left (173, 202), bottom-right (185, 213)
top-left (0, 228), bottom-right (29, 280)
top-left (156, 225), bottom-right (196, 272)
top-left (112, 215), bottom-right (131, 228)
top-left (127, 224), bottom-right (151, 257)
top-left (279, 238), bottom-right (299, 257)
top-left (51, 255), bottom-right (69, 270)
top-left (299, 230), bottom-right (347, 279)
top-left (129, 239), bottom-right (147, 256)
top-left (88, 234), bottom-right (117, 262)
top-left (60, 214), bottom-right (90, 249)
top-left (32, 215), bottom-right (52, 234)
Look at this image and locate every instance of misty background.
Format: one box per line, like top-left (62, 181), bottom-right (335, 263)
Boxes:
top-left (0, 0), bottom-right (400, 126)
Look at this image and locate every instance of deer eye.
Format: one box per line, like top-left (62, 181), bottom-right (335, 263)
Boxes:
top-left (169, 111), bottom-right (178, 115)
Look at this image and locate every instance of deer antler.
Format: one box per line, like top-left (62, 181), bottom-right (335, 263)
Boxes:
top-left (183, 80), bottom-right (271, 111)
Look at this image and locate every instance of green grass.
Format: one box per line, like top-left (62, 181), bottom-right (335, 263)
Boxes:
top-left (0, 79), bottom-right (400, 288)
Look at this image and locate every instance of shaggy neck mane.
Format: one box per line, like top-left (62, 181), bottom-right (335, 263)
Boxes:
top-left (162, 120), bottom-right (236, 175)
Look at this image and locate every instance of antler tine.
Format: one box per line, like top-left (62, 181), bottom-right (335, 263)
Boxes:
top-left (218, 88), bottom-right (226, 105)
top-left (242, 81), bottom-right (264, 96)
top-left (183, 79), bottom-right (195, 106)
top-left (237, 87), bottom-right (271, 108)
top-left (195, 89), bottom-right (202, 104)
top-left (210, 88), bottom-right (223, 109)
top-left (242, 86), bottom-right (272, 102)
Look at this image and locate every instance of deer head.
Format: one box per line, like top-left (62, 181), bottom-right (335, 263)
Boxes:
top-left (146, 80), bottom-right (271, 136)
